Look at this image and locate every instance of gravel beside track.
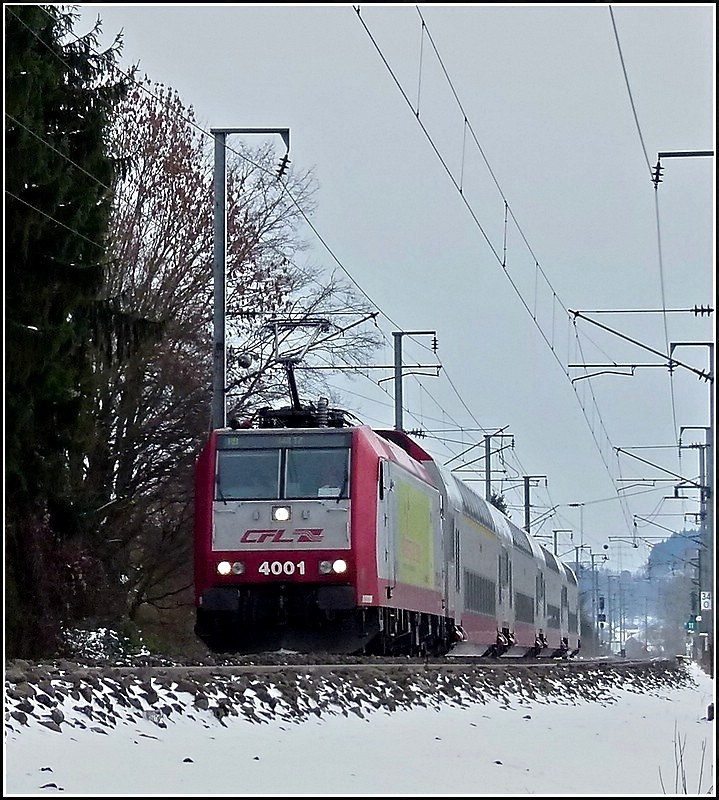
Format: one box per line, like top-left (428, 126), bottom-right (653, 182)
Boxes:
top-left (5, 654), bottom-right (699, 734)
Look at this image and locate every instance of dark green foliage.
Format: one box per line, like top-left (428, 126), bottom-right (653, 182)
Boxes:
top-left (489, 492), bottom-right (508, 516)
top-left (4, 4), bottom-right (129, 656)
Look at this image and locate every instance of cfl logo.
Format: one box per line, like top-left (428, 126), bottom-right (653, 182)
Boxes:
top-left (240, 528), bottom-right (323, 543)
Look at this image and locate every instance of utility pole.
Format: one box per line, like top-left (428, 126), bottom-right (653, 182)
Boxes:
top-left (607, 575), bottom-right (615, 653)
top-left (618, 578), bottom-right (626, 655)
top-left (607, 573), bottom-right (626, 655)
top-left (551, 529), bottom-right (573, 557)
top-left (574, 543), bottom-right (589, 576)
top-left (574, 544), bottom-right (591, 646)
top-left (672, 342), bottom-right (714, 673)
top-left (522, 475), bottom-right (546, 533)
top-left (654, 150), bottom-right (713, 669)
top-left (574, 545), bottom-right (607, 656)
top-left (211, 126), bottom-right (290, 430)
top-left (393, 330), bottom-right (437, 431)
top-left (568, 502), bottom-right (585, 550)
top-left (534, 528), bottom-right (572, 556)
top-left (589, 551), bottom-right (608, 652)
top-left (483, 430), bottom-right (513, 501)
top-left (485, 435), bottom-right (490, 501)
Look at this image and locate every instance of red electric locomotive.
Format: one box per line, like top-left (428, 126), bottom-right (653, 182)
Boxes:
top-left (193, 400), bottom-right (580, 658)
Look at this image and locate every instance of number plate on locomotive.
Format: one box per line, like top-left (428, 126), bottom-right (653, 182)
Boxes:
top-left (258, 560), bottom-right (306, 576)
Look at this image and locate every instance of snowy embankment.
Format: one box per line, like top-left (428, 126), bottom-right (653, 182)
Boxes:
top-left (4, 657), bottom-right (715, 795)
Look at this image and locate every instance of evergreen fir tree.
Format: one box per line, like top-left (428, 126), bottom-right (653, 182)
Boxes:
top-left (4, 4), bottom-right (129, 656)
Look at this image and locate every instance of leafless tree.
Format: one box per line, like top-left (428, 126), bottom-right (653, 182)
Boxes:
top-left (75, 78), bottom-right (381, 634)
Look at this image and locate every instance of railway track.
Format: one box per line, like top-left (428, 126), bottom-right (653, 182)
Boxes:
top-left (6, 651), bottom-right (681, 678)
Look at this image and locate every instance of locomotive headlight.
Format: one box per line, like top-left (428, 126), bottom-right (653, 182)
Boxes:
top-left (320, 559), bottom-right (348, 575)
top-left (272, 505), bottom-right (291, 522)
top-left (217, 560), bottom-right (245, 576)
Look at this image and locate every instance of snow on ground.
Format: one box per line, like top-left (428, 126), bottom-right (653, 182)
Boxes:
top-left (4, 653), bottom-right (715, 796)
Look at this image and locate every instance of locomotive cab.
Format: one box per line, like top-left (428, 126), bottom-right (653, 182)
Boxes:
top-left (194, 427), bottom-right (363, 653)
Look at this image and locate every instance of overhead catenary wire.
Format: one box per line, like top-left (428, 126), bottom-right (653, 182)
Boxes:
top-left (354, 5), bottom-right (642, 536)
top-left (353, 4), bottom-right (712, 556)
top-left (14, 5), bottom-right (709, 560)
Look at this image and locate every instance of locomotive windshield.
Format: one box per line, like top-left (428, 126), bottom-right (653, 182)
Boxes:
top-left (217, 448), bottom-right (281, 500)
top-left (215, 432), bottom-right (350, 501)
top-left (285, 448), bottom-right (348, 499)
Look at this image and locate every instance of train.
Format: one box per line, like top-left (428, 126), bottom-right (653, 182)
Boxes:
top-left (193, 398), bottom-right (581, 659)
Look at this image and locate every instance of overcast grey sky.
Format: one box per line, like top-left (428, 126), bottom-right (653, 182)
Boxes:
top-left (75, 3), bottom-right (715, 573)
